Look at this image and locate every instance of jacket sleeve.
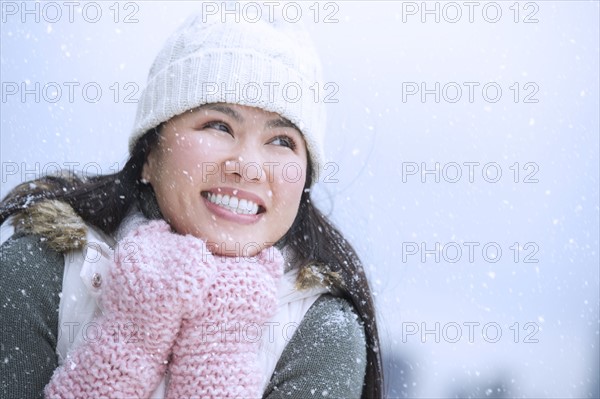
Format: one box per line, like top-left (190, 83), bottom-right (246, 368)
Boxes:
top-left (263, 295), bottom-right (367, 399)
top-left (0, 233), bottom-right (64, 399)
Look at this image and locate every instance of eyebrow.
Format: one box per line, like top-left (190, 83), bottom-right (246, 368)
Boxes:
top-left (266, 118), bottom-right (300, 131)
top-left (199, 103), bottom-right (242, 122)
top-left (199, 103), bottom-right (301, 132)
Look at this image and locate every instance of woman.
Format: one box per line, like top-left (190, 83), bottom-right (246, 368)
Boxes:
top-left (0, 8), bottom-right (384, 399)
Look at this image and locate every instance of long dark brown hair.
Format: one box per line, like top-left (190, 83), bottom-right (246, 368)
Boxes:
top-left (0, 127), bottom-right (384, 398)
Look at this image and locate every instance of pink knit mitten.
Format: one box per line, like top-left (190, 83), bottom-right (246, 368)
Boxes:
top-left (166, 246), bottom-right (284, 399)
top-left (45, 220), bottom-right (218, 399)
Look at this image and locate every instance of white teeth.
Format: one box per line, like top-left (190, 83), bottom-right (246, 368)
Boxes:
top-left (206, 193), bottom-right (260, 215)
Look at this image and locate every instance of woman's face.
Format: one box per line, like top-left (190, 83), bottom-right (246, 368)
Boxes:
top-left (142, 103), bottom-right (308, 257)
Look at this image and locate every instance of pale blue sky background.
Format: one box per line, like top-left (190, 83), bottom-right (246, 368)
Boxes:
top-left (1, 1), bottom-right (598, 397)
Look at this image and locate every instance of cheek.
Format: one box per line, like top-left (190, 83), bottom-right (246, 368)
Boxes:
top-left (279, 161), bottom-right (306, 185)
top-left (173, 133), bottom-right (240, 178)
top-left (270, 151), bottom-right (308, 207)
top-left (272, 170), bottom-right (306, 216)
top-left (153, 140), bottom-right (218, 185)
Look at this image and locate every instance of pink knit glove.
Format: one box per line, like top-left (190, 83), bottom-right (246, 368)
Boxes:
top-left (166, 246), bottom-right (284, 399)
top-left (45, 220), bottom-right (218, 399)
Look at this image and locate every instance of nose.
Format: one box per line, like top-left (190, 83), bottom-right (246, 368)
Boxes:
top-left (223, 142), bottom-right (269, 183)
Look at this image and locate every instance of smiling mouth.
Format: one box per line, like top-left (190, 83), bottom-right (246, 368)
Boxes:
top-left (202, 191), bottom-right (265, 215)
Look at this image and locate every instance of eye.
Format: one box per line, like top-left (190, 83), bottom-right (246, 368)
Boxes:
top-left (269, 135), bottom-right (297, 150)
top-left (202, 121), bottom-right (232, 135)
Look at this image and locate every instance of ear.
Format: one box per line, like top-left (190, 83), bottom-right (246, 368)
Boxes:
top-left (141, 149), bottom-right (158, 183)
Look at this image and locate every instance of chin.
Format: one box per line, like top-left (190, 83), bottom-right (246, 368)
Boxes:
top-left (202, 237), bottom-right (267, 258)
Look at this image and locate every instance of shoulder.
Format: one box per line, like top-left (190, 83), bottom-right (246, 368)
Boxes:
top-left (1, 199), bottom-right (87, 290)
top-left (1, 232), bottom-right (65, 334)
top-left (265, 295), bottom-right (367, 399)
top-left (1, 232), bottom-right (65, 304)
top-left (295, 295), bottom-right (367, 352)
top-left (1, 232), bottom-right (64, 272)
top-left (1, 233), bottom-right (65, 399)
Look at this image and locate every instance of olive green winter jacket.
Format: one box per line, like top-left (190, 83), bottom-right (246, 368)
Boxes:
top-left (0, 201), bottom-right (366, 399)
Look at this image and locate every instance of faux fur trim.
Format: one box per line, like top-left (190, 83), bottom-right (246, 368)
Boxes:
top-left (297, 264), bottom-right (343, 293)
top-left (11, 200), bottom-right (87, 253)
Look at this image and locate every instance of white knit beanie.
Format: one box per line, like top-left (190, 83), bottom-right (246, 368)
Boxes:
top-left (130, 6), bottom-right (326, 184)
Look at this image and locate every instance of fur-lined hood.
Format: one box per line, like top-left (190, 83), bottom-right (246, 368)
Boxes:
top-left (11, 200), bottom-right (87, 253)
top-left (10, 199), bottom-right (341, 290)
